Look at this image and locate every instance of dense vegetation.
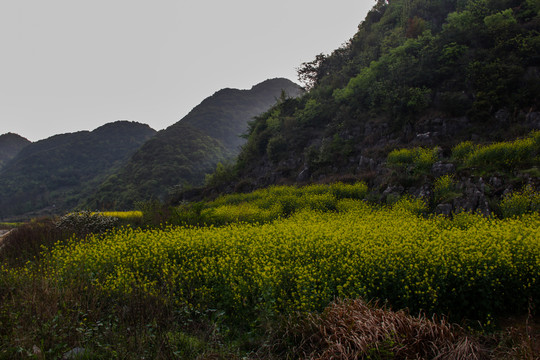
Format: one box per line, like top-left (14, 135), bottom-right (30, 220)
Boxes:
top-left (1, 182), bottom-right (538, 358)
top-left (230, 0), bottom-right (540, 191)
top-left (0, 121), bottom-right (156, 219)
top-left (0, 133), bottom-right (30, 170)
top-left (45, 198), bottom-right (540, 321)
top-left (85, 78), bottom-right (302, 210)
top-left (1, 0), bottom-right (540, 358)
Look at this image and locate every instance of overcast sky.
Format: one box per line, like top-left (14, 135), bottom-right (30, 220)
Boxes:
top-left (0, 1), bottom-right (374, 141)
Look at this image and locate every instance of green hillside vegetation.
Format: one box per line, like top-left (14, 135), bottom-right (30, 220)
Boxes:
top-left (2, 0), bottom-right (540, 358)
top-left (0, 121), bottom-right (156, 220)
top-left (85, 78), bottom-right (302, 210)
top-left (87, 124), bottom-right (230, 211)
top-left (0, 133), bottom-right (31, 170)
top-left (228, 0), bottom-right (540, 192)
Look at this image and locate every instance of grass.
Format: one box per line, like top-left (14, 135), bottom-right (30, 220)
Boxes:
top-left (452, 131), bottom-right (540, 173)
top-left (275, 299), bottom-right (488, 360)
top-left (0, 222), bottom-right (21, 230)
top-left (387, 146), bottom-right (440, 174)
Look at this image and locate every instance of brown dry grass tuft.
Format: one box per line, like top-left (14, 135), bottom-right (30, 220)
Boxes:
top-left (278, 298), bottom-right (489, 360)
top-left (0, 217), bottom-right (66, 267)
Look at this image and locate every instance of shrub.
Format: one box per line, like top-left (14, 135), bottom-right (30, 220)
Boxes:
top-left (391, 196), bottom-right (429, 216)
top-left (204, 162), bottom-right (236, 188)
top-left (461, 131), bottom-right (540, 172)
top-left (330, 181), bottom-right (369, 200)
top-left (433, 174), bottom-right (461, 204)
top-left (387, 147), bottom-right (440, 175)
top-left (55, 211), bottom-right (118, 237)
top-left (0, 218), bottom-right (64, 267)
top-left (500, 185), bottom-right (540, 218)
top-left (201, 203), bottom-right (281, 225)
top-left (451, 141), bottom-right (478, 162)
top-left (387, 148), bottom-right (417, 167)
top-left (135, 199), bottom-right (169, 227)
top-left (266, 135), bottom-right (288, 163)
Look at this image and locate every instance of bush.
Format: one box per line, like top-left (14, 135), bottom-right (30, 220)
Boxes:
top-left (204, 162), bottom-right (236, 188)
top-left (500, 185), bottom-right (540, 218)
top-left (433, 174), bottom-right (461, 204)
top-left (460, 131), bottom-right (540, 172)
top-left (0, 218), bottom-right (64, 267)
top-left (201, 203), bottom-right (281, 225)
top-left (387, 147), bottom-right (440, 175)
top-left (439, 91), bottom-right (472, 116)
top-left (55, 211), bottom-right (118, 237)
top-left (135, 200), bottom-right (169, 227)
top-left (451, 141), bottom-right (478, 162)
top-left (266, 135), bottom-right (288, 163)
top-left (391, 196), bottom-right (429, 216)
top-left (330, 181), bottom-right (369, 200)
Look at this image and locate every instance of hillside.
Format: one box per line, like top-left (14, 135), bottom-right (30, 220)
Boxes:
top-left (85, 78), bottom-right (302, 210)
top-left (209, 0), bottom-right (540, 213)
top-left (0, 121), bottom-right (156, 219)
top-left (0, 133), bottom-right (31, 170)
top-left (1, 2), bottom-right (540, 358)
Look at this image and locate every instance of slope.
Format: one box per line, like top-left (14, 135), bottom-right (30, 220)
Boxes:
top-left (228, 0), bottom-right (540, 200)
top-left (86, 78), bottom-right (302, 210)
top-left (0, 133), bottom-right (31, 170)
top-left (0, 121), bottom-right (156, 219)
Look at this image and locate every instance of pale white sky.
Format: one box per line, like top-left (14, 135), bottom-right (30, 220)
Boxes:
top-left (0, 1), bottom-right (374, 141)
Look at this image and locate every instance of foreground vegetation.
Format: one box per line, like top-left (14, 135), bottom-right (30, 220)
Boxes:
top-left (1, 181), bottom-right (539, 358)
top-left (46, 201), bottom-right (540, 320)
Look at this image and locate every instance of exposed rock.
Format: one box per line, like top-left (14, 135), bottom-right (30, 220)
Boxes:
top-left (431, 162), bottom-right (456, 177)
top-left (297, 167), bottom-right (311, 182)
top-left (435, 203), bottom-right (453, 216)
top-left (32, 345), bottom-right (41, 356)
top-left (358, 156), bottom-right (377, 171)
top-left (416, 132), bottom-right (433, 140)
top-left (489, 176), bottom-right (503, 189)
top-left (495, 109), bottom-right (510, 124)
top-left (413, 184), bottom-right (432, 199)
top-left (453, 178), bottom-right (490, 216)
top-left (415, 116), bottom-right (470, 138)
top-left (382, 185), bottom-right (405, 202)
top-left (526, 111), bottom-right (540, 129)
top-left (63, 347), bottom-right (87, 360)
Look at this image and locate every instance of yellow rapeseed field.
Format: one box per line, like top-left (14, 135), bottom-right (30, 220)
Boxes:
top-left (43, 199), bottom-right (540, 320)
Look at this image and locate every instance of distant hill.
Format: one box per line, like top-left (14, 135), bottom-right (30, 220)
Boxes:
top-left (0, 133), bottom-right (31, 170)
top-left (0, 121), bottom-right (156, 219)
top-left (85, 78), bottom-right (302, 210)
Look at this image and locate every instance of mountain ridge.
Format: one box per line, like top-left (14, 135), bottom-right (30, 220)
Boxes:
top-left (191, 0), bottom-right (540, 215)
top-left (0, 133), bottom-right (31, 171)
top-left (84, 78), bottom-right (302, 210)
top-left (0, 121), bottom-right (156, 219)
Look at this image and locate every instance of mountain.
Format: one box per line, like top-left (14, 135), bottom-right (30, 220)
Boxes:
top-left (220, 0), bottom-right (540, 200)
top-left (0, 133), bottom-right (31, 170)
top-left (85, 78), bottom-right (302, 210)
top-left (0, 121), bottom-right (156, 219)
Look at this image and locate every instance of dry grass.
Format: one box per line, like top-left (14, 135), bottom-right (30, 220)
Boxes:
top-left (0, 218), bottom-right (65, 267)
top-left (275, 299), bottom-right (489, 360)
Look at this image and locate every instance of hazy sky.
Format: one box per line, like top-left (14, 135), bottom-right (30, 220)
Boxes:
top-left (0, 1), bottom-right (374, 141)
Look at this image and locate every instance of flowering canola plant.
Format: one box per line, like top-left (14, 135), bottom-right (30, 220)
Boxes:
top-left (44, 200), bottom-right (540, 320)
